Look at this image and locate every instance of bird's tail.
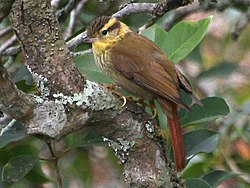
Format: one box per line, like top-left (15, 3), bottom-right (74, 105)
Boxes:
top-left (158, 99), bottom-right (185, 171)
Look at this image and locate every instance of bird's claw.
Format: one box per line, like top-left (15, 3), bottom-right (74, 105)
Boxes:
top-left (100, 83), bottom-right (157, 117)
top-left (121, 96), bottom-right (127, 107)
top-left (100, 83), bottom-right (127, 108)
top-left (132, 98), bottom-right (157, 119)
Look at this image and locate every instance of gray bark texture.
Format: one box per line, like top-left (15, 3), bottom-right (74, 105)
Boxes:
top-left (0, 0), bottom-right (187, 187)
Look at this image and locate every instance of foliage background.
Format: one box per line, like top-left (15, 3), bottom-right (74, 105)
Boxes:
top-left (0, 0), bottom-right (250, 187)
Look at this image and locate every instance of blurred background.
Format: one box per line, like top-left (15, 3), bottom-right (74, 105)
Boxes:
top-left (0, 0), bottom-right (250, 187)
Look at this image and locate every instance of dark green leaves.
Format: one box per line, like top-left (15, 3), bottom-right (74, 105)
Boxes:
top-left (77, 17), bottom-right (212, 82)
top-left (75, 54), bottom-right (112, 83)
top-left (181, 97), bottom-right (230, 126)
top-left (198, 62), bottom-right (238, 79)
top-left (12, 65), bottom-right (34, 86)
top-left (67, 129), bottom-right (103, 149)
top-left (143, 17), bottom-right (212, 63)
top-left (171, 129), bottom-right (219, 165)
top-left (0, 122), bottom-right (27, 149)
top-left (186, 178), bottom-right (211, 188)
top-left (186, 171), bottom-right (237, 188)
top-left (12, 65), bottom-right (37, 93)
top-left (184, 129), bottom-right (219, 159)
top-left (0, 0), bottom-right (15, 22)
top-left (2, 155), bottom-right (38, 183)
top-left (202, 170), bottom-right (237, 188)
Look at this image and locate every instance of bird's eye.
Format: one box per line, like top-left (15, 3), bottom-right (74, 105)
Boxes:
top-left (102, 30), bottom-right (108, 35)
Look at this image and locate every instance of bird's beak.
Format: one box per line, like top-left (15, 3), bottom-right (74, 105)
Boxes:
top-left (83, 36), bottom-right (97, 43)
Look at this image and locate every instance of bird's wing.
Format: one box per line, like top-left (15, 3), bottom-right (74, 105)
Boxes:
top-left (110, 32), bottom-right (184, 107)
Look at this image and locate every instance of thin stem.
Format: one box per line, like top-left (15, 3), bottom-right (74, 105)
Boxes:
top-left (46, 141), bottom-right (62, 188)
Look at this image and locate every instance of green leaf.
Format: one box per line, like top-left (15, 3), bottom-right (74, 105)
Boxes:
top-left (25, 165), bottom-right (51, 184)
top-left (12, 65), bottom-right (33, 85)
top-left (75, 54), bottom-right (112, 83)
top-left (154, 100), bottom-right (167, 130)
top-left (181, 97), bottom-right (230, 126)
top-left (2, 155), bottom-right (38, 183)
top-left (237, 158), bottom-right (250, 173)
top-left (0, 167), bottom-right (10, 188)
top-left (186, 178), bottom-right (211, 188)
top-left (141, 25), bottom-right (157, 41)
top-left (143, 17), bottom-right (212, 63)
top-left (71, 151), bottom-right (91, 185)
top-left (198, 62), bottom-right (238, 79)
top-left (182, 161), bottom-right (208, 179)
top-left (201, 170), bottom-right (236, 188)
top-left (0, 122), bottom-right (27, 149)
top-left (0, 0), bottom-right (15, 22)
top-left (67, 129), bottom-right (103, 149)
top-left (15, 80), bottom-right (38, 93)
top-left (11, 65), bottom-right (37, 93)
top-left (184, 129), bottom-right (219, 159)
top-left (166, 17), bottom-right (212, 63)
top-left (66, 28), bottom-right (86, 42)
top-left (187, 45), bottom-right (203, 64)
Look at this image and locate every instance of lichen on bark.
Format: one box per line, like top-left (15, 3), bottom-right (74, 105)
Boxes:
top-left (10, 0), bottom-right (84, 95)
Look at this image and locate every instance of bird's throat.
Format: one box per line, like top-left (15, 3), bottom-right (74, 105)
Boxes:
top-left (92, 22), bottom-right (131, 55)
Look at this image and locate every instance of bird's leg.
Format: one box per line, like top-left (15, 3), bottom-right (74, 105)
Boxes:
top-left (100, 83), bottom-right (127, 107)
top-left (132, 98), bottom-right (157, 118)
top-left (100, 83), bottom-right (157, 117)
top-left (146, 102), bottom-right (157, 119)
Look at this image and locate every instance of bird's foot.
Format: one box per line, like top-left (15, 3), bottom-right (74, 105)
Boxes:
top-left (129, 98), bottom-right (157, 118)
top-left (100, 84), bottom-right (157, 118)
top-left (100, 83), bottom-right (127, 107)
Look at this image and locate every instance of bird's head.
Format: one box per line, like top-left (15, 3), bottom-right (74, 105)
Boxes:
top-left (83, 16), bottom-right (131, 49)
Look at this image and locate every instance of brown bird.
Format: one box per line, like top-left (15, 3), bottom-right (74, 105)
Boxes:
top-left (83, 16), bottom-right (202, 171)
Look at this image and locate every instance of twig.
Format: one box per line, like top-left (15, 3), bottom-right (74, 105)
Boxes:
top-left (67, 1), bottom-right (193, 51)
top-left (1, 46), bottom-right (21, 56)
top-left (66, 2), bottom-right (158, 49)
top-left (3, 0), bottom-right (250, 57)
top-left (112, 3), bottom-right (157, 18)
top-left (70, 49), bottom-right (92, 57)
top-left (0, 61), bottom-right (35, 121)
top-left (46, 141), bottom-right (62, 188)
top-left (68, 2), bottom-right (161, 49)
top-left (64, 10), bottom-right (77, 39)
top-left (164, 0), bottom-right (250, 31)
top-left (0, 26), bottom-right (13, 38)
top-left (51, 0), bottom-right (62, 9)
top-left (56, 0), bottom-right (76, 22)
top-left (138, 0), bottom-right (194, 33)
top-left (0, 35), bottom-right (17, 55)
top-left (164, 3), bottom-right (201, 31)
top-left (64, 0), bottom-right (88, 39)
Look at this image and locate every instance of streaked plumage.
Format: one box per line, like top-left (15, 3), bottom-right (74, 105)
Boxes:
top-left (84, 16), bottom-right (202, 171)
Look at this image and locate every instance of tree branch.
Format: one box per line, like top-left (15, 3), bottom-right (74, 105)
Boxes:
top-left (0, 61), bottom-right (34, 121)
top-left (0, 0), bottom-right (190, 187)
top-left (0, 35), bottom-right (17, 55)
top-left (10, 0), bottom-right (85, 95)
top-left (67, 0), bottom-right (194, 50)
top-left (0, 26), bottom-right (13, 38)
top-left (3, 0), bottom-right (250, 57)
top-left (112, 2), bottom-right (157, 18)
top-left (164, 0), bottom-right (250, 31)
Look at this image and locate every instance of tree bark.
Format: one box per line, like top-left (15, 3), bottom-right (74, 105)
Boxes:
top-left (10, 0), bottom-right (85, 95)
top-left (0, 0), bottom-right (187, 187)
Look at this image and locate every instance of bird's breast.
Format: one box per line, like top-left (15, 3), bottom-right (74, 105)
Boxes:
top-left (93, 49), bottom-right (154, 100)
top-left (93, 49), bottom-right (114, 75)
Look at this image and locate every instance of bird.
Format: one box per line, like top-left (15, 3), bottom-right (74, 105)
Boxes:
top-left (83, 15), bottom-right (202, 171)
